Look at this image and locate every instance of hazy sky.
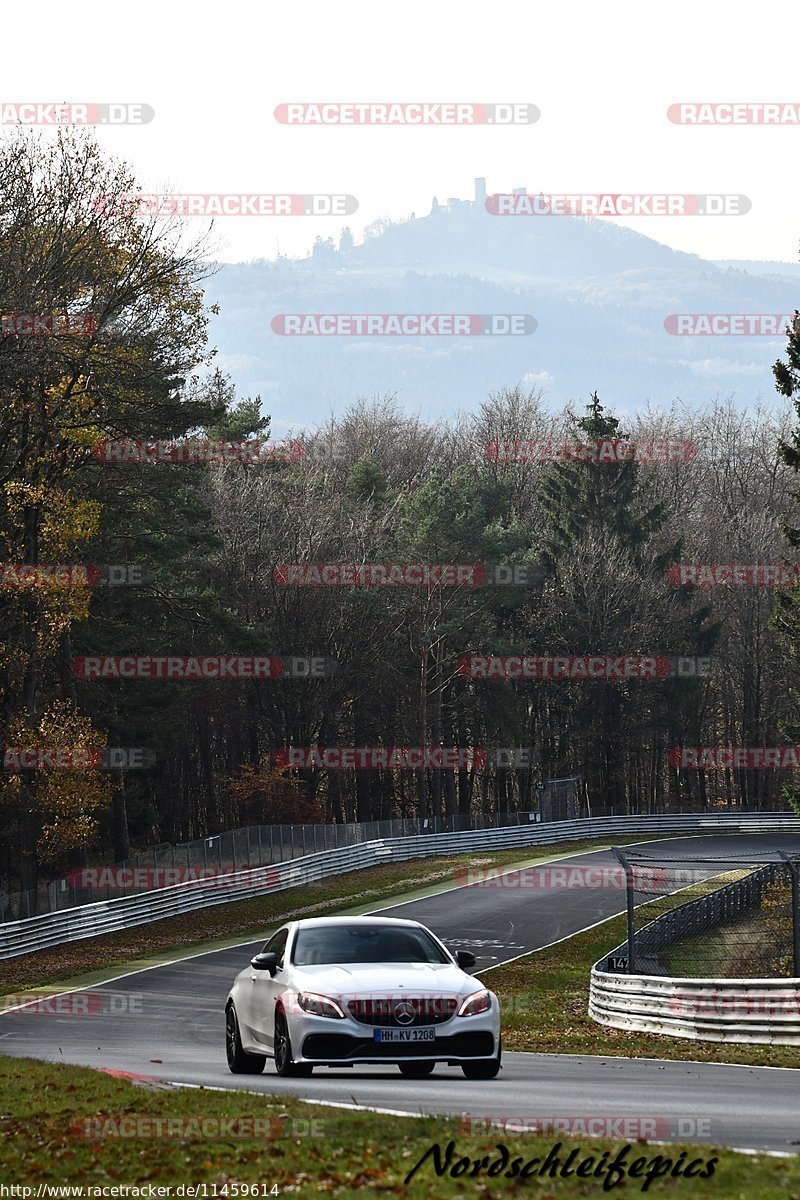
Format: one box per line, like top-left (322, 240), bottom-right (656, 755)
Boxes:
top-left (4, 0), bottom-right (800, 266)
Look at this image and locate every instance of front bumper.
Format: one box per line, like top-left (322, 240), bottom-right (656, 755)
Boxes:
top-left (287, 1006), bottom-right (500, 1064)
top-left (301, 1028), bottom-right (496, 1062)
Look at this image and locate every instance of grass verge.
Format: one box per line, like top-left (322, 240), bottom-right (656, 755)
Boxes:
top-left (489, 878), bottom-right (800, 1069)
top-left (0, 836), bottom-right (669, 994)
top-left (1, 1057), bottom-right (798, 1195)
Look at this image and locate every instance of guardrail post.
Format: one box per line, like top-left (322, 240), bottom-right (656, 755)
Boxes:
top-left (779, 851), bottom-right (800, 977)
top-left (613, 847), bottom-right (635, 974)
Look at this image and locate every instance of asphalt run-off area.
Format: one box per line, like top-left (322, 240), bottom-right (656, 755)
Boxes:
top-left (2, 833), bottom-right (800, 1154)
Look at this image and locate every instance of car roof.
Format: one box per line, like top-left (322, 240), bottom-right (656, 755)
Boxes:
top-left (284, 916), bottom-right (425, 931)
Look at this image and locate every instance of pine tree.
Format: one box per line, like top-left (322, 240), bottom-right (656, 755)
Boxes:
top-left (535, 394), bottom-right (717, 814)
top-left (772, 313), bottom-right (800, 813)
top-left (539, 393), bottom-right (669, 571)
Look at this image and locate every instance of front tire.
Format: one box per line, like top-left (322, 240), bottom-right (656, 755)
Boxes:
top-left (226, 1004), bottom-right (266, 1074)
top-left (461, 1038), bottom-right (501, 1080)
top-left (399, 1061), bottom-right (435, 1078)
top-left (274, 1009), bottom-right (313, 1078)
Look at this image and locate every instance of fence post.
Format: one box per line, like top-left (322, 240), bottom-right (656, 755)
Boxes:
top-left (613, 847), bottom-right (636, 974)
top-left (779, 851), bottom-right (800, 977)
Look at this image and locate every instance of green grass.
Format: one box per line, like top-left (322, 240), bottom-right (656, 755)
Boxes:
top-left (1, 836), bottom-right (672, 994)
top-left (1, 1057), bottom-right (799, 1194)
top-left (661, 880), bottom-right (794, 980)
top-left (5, 834), bottom-right (799, 1072)
top-left (660, 912), bottom-right (768, 979)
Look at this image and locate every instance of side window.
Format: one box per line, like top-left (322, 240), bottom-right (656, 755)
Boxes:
top-left (264, 928), bottom-right (289, 967)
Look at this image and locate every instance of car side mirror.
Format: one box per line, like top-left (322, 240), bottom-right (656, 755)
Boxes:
top-left (251, 952), bottom-right (279, 975)
top-left (455, 949), bottom-right (476, 969)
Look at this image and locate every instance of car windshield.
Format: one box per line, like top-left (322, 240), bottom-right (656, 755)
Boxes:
top-left (292, 924), bottom-right (451, 966)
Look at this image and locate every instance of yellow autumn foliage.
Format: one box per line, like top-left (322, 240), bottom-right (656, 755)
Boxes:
top-left (0, 702), bottom-right (112, 863)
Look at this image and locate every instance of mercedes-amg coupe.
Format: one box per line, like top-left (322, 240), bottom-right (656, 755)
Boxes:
top-left (225, 915), bottom-right (501, 1079)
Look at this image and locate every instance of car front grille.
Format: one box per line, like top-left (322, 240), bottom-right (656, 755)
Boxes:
top-left (346, 997), bottom-right (458, 1027)
top-left (301, 1031), bottom-right (495, 1061)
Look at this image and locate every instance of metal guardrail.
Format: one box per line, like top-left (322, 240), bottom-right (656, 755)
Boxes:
top-left (5, 810), bottom-right (543, 920)
top-left (2, 812), bottom-right (799, 962)
top-left (589, 968), bottom-right (800, 1045)
top-left (590, 851), bottom-right (800, 1044)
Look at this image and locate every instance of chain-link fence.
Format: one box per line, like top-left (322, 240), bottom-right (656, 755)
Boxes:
top-left (603, 847), bottom-right (800, 978)
top-left (539, 775), bottom-right (583, 821)
top-left (0, 808), bottom-right (542, 921)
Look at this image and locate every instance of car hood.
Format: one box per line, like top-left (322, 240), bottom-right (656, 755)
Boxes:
top-left (290, 962), bottom-right (479, 995)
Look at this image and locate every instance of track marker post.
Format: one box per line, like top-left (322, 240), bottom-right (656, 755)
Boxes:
top-left (613, 846), bottom-right (636, 974)
top-left (779, 851), bottom-right (800, 976)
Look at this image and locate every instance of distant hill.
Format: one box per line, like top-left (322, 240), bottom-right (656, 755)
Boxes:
top-left (712, 260), bottom-right (800, 280)
top-left (203, 195), bottom-right (800, 434)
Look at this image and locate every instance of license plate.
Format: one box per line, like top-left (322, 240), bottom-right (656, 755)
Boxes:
top-left (374, 1027), bottom-right (436, 1043)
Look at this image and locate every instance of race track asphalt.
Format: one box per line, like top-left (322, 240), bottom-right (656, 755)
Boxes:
top-left (2, 833), bottom-right (799, 1154)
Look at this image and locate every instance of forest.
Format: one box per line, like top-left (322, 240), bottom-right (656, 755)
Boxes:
top-left (3, 131), bottom-right (800, 909)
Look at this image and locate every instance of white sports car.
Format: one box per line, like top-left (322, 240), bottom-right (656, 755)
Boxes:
top-left (225, 915), bottom-right (501, 1079)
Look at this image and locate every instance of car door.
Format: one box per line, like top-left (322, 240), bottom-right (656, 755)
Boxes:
top-left (248, 926), bottom-right (289, 1049)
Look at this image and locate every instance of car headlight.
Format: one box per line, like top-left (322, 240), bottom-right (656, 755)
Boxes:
top-left (458, 990), bottom-right (492, 1017)
top-left (296, 992), bottom-right (345, 1019)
